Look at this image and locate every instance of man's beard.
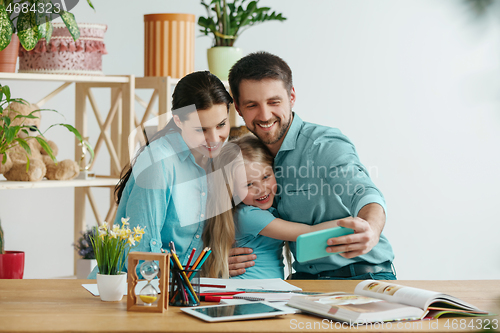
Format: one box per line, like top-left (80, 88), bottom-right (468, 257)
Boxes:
top-left (251, 112), bottom-right (292, 145)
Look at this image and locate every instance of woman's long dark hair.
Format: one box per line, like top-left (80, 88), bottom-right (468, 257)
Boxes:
top-left (114, 71), bottom-right (233, 204)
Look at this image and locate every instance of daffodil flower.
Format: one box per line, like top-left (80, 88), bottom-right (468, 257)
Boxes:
top-left (90, 218), bottom-right (145, 275)
top-left (133, 226), bottom-right (146, 235)
top-left (127, 236), bottom-right (136, 246)
top-left (99, 221), bottom-right (108, 231)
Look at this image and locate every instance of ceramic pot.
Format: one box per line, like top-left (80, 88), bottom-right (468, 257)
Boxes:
top-left (207, 46), bottom-right (243, 81)
top-left (0, 34), bottom-right (20, 73)
top-left (96, 272), bottom-right (126, 301)
top-left (0, 251), bottom-right (25, 279)
top-left (76, 259), bottom-right (97, 279)
top-left (144, 13), bottom-right (195, 77)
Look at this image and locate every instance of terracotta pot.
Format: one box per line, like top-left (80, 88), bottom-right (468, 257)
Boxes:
top-left (0, 34), bottom-right (20, 73)
top-left (96, 272), bottom-right (127, 301)
top-left (0, 251), bottom-right (25, 279)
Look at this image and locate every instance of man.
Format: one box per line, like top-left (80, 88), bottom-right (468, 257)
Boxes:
top-left (227, 52), bottom-right (395, 280)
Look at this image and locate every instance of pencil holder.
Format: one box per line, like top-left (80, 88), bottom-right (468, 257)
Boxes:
top-left (169, 268), bottom-right (200, 307)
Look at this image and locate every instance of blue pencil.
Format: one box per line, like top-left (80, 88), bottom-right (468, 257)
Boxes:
top-left (190, 249), bottom-right (211, 279)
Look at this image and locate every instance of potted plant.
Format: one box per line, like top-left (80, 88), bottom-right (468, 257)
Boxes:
top-left (0, 217), bottom-right (24, 279)
top-left (0, 84), bottom-right (92, 176)
top-left (0, 0), bottom-right (95, 72)
top-left (74, 228), bottom-right (97, 279)
top-left (198, 0), bottom-right (286, 80)
top-left (89, 218), bottom-right (146, 301)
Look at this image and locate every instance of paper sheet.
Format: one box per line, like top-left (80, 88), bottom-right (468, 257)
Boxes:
top-left (200, 278), bottom-right (302, 293)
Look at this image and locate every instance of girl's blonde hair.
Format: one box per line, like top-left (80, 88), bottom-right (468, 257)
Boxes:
top-left (202, 134), bottom-right (292, 279)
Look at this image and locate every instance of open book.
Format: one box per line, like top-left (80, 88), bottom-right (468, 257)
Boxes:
top-left (286, 280), bottom-right (490, 324)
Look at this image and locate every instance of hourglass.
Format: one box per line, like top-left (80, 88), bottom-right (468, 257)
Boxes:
top-left (127, 252), bottom-right (170, 313)
top-left (139, 261), bottom-right (159, 305)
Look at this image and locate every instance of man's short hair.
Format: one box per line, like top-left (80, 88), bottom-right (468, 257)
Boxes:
top-left (228, 51), bottom-right (293, 105)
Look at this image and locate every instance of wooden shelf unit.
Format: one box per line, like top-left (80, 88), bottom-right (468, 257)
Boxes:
top-left (0, 73), bottom-right (135, 274)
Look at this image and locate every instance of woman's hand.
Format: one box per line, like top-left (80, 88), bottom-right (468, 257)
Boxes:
top-left (228, 247), bottom-right (256, 277)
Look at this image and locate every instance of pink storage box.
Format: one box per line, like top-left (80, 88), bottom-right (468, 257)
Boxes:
top-left (18, 23), bottom-right (107, 75)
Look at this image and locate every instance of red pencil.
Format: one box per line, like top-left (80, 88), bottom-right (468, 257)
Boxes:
top-left (184, 248), bottom-right (196, 269)
top-left (200, 284), bottom-right (226, 288)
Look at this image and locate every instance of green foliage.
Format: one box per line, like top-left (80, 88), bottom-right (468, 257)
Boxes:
top-left (198, 0), bottom-right (286, 47)
top-left (0, 84), bottom-right (92, 171)
top-left (0, 0), bottom-right (94, 51)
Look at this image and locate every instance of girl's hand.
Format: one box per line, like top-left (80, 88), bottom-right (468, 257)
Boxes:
top-left (228, 247), bottom-right (256, 277)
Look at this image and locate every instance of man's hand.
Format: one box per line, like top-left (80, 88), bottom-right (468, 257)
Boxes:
top-left (228, 247), bottom-right (256, 277)
top-left (325, 203), bottom-right (385, 259)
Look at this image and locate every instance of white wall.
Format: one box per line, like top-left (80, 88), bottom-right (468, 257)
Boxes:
top-left (1, 0), bottom-right (499, 280)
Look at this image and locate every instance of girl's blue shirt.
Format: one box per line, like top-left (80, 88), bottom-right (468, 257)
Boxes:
top-left (88, 131), bottom-right (208, 279)
top-left (232, 204), bottom-right (285, 279)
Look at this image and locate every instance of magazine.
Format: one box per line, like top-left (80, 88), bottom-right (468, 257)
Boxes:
top-left (286, 280), bottom-right (490, 324)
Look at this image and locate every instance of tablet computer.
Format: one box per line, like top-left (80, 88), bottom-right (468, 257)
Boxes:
top-left (180, 301), bottom-right (293, 322)
top-left (296, 226), bottom-right (354, 262)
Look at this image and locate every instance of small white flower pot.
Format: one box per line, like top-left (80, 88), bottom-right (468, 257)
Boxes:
top-left (76, 259), bottom-right (97, 279)
top-left (96, 272), bottom-right (127, 301)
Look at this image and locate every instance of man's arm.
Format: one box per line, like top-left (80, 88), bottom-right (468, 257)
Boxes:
top-left (326, 203), bottom-right (385, 259)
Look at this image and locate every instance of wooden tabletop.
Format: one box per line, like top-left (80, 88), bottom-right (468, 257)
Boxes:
top-left (0, 279), bottom-right (499, 332)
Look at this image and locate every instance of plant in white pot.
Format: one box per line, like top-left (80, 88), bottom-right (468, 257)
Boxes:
top-left (198, 0), bottom-right (286, 80)
top-left (89, 218), bottom-right (146, 301)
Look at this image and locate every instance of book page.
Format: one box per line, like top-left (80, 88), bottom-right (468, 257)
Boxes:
top-left (355, 280), bottom-right (440, 309)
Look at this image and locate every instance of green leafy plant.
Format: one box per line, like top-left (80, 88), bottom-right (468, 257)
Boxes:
top-left (0, 84), bottom-right (91, 170)
top-left (198, 0), bottom-right (286, 47)
top-left (0, 0), bottom-right (95, 51)
top-left (89, 218), bottom-right (146, 275)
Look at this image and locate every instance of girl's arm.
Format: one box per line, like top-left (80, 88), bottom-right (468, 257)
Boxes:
top-left (259, 219), bottom-right (340, 241)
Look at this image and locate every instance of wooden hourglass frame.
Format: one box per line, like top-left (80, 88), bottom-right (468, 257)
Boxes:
top-left (127, 252), bottom-right (170, 313)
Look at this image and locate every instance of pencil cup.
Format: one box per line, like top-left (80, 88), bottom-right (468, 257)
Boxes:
top-left (169, 268), bottom-right (200, 307)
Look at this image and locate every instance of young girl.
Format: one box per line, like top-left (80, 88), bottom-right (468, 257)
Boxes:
top-left (202, 134), bottom-right (339, 279)
top-left (88, 71), bottom-right (232, 278)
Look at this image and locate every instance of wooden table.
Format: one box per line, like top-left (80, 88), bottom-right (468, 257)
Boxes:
top-left (0, 279), bottom-right (498, 332)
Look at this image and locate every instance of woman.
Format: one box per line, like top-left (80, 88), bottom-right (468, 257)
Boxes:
top-left (88, 71), bottom-right (232, 278)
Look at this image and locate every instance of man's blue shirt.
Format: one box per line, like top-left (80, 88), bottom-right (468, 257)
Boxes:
top-left (273, 114), bottom-right (394, 274)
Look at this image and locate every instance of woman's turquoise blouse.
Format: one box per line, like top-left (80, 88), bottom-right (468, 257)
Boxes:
top-left (88, 132), bottom-right (208, 278)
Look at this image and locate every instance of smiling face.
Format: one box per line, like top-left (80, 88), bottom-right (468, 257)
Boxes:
top-left (174, 103), bottom-right (230, 162)
top-left (235, 79), bottom-right (296, 155)
top-left (235, 161), bottom-right (277, 210)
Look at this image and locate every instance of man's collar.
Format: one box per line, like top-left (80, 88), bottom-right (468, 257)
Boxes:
top-left (277, 112), bottom-right (302, 153)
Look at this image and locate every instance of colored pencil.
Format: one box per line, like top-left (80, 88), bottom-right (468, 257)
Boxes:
top-left (200, 284), bottom-right (226, 288)
top-left (190, 249), bottom-right (211, 278)
top-left (184, 248), bottom-right (196, 269)
top-left (170, 250), bottom-right (200, 303)
top-left (188, 247), bottom-right (208, 273)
